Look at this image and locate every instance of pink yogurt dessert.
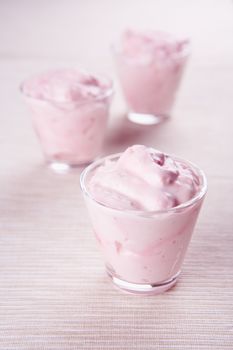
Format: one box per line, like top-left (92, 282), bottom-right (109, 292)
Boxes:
top-left (80, 145), bottom-right (207, 295)
top-left (113, 29), bottom-right (190, 125)
top-left (21, 68), bottom-right (113, 169)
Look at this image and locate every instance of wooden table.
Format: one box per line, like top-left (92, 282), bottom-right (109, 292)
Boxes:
top-left (0, 0), bottom-right (233, 349)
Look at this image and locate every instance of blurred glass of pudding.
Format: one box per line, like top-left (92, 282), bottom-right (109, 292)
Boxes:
top-left (21, 68), bottom-right (113, 171)
top-left (113, 29), bottom-right (190, 125)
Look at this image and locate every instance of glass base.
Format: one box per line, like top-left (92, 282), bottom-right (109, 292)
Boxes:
top-left (48, 160), bottom-right (91, 174)
top-left (127, 111), bottom-right (169, 125)
top-left (107, 268), bottom-right (180, 296)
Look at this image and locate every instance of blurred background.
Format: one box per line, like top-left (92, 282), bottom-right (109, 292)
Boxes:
top-left (0, 0), bottom-right (232, 169)
top-left (0, 0), bottom-right (232, 66)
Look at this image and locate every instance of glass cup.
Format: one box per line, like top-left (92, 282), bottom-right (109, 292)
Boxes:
top-left (80, 153), bottom-right (207, 295)
top-left (112, 35), bottom-right (190, 125)
top-left (20, 77), bottom-right (113, 172)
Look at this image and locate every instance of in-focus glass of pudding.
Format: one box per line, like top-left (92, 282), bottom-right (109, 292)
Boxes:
top-left (80, 145), bottom-right (207, 295)
top-left (113, 29), bottom-right (190, 125)
top-left (21, 68), bottom-right (113, 171)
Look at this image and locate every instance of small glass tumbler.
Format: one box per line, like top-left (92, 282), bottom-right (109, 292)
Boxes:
top-left (80, 153), bottom-right (207, 295)
top-left (112, 37), bottom-right (190, 125)
top-left (20, 79), bottom-right (113, 172)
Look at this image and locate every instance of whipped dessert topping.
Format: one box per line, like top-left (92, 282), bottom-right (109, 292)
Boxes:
top-left (89, 145), bottom-right (200, 211)
top-left (118, 29), bottom-right (189, 64)
top-left (22, 68), bottom-right (111, 103)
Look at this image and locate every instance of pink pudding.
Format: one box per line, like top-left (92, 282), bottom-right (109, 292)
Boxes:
top-left (21, 68), bottom-right (113, 168)
top-left (80, 145), bottom-right (207, 295)
top-left (113, 29), bottom-right (190, 124)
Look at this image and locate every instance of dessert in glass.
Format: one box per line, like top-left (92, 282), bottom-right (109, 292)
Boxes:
top-left (21, 68), bottom-right (113, 171)
top-left (80, 145), bottom-right (207, 295)
top-left (112, 29), bottom-right (190, 125)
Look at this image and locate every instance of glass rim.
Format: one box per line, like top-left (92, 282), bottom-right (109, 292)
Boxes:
top-left (80, 151), bottom-right (207, 217)
top-left (19, 70), bottom-right (114, 107)
top-left (111, 32), bottom-right (191, 64)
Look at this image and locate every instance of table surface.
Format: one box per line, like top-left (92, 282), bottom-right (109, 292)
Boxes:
top-left (0, 0), bottom-right (233, 349)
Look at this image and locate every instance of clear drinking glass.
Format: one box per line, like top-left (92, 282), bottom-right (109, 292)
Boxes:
top-left (112, 36), bottom-right (190, 125)
top-left (20, 78), bottom-right (113, 172)
top-left (80, 153), bottom-right (207, 295)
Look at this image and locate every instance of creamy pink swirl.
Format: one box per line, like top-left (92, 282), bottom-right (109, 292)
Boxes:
top-left (88, 145), bottom-right (200, 211)
top-left (117, 29), bottom-right (189, 64)
top-left (22, 68), bottom-right (111, 103)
